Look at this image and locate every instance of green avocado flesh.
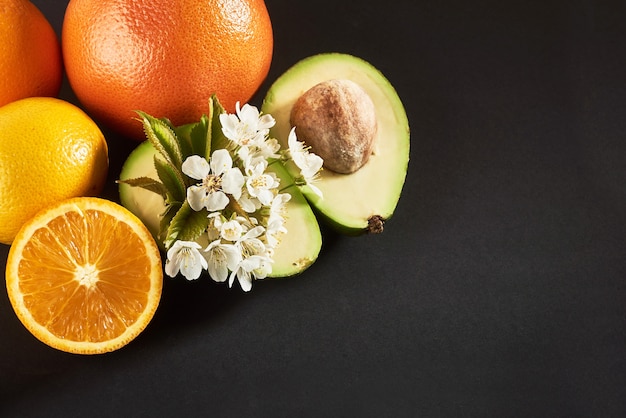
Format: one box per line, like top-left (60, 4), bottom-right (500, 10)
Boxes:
top-left (118, 141), bottom-right (322, 278)
top-left (261, 53), bottom-right (410, 234)
top-left (118, 141), bottom-right (165, 241)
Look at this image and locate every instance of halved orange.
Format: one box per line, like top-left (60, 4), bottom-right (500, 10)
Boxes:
top-left (6, 197), bottom-right (163, 354)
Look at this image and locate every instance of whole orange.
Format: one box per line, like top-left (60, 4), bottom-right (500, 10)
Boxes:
top-left (0, 0), bottom-right (63, 107)
top-left (62, 0), bottom-right (273, 140)
top-left (0, 97), bottom-right (109, 245)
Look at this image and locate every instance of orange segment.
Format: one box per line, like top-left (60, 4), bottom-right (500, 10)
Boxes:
top-left (6, 197), bottom-right (163, 354)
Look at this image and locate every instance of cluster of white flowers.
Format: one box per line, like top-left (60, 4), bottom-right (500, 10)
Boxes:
top-left (163, 102), bottom-right (323, 291)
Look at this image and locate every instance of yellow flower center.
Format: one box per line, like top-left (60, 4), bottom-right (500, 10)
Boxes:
top-left (203, 174), bottom-right (222, 193)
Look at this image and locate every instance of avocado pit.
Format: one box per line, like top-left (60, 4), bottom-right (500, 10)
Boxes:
top-left (290, 79), bottom-right (377, 174)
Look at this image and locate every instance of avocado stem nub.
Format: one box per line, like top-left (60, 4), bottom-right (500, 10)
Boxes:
top-left (367, 215), bottom-right (385, 234)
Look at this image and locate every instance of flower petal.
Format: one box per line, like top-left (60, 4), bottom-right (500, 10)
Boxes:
top-left (182, 155), bottom-right (210, 180)
top-left (187, 185), bottom-right (208, 211)
top-left (302, 154), bottom-right (324, 178)
top-left (307, 183), bottom-right (324, 198)
top-left (287, 127), bottom-right (301, 153)
top-left (180, 253), bottom-right (206, 280)
top-left (220, 113), bottom-right (240, 141)
top-left (210, 149), bottom-right (233, 176)
top-left (207, 261), bottom-right (228, 283)
top-left (242, 225), bottom-right (265, 240)
top-left (206, 190), bottom-right (229, 212)
top-left (207, 257), bottom-right (229, 283)
top-left (205, 240), bottom-right (228, 282)
top-left (256, 188), bottom-right (274, 206)
top-left (222, 244), bottom-right (243, 270)
top-left (239, 274), bottom-right (253, 292)
top-left (258, 114), bottom-right (276, 131)
top-left (222, 168), bottom-right (245, 199)
top-left (238, 103), bottom-right (260, 124)
top-left (220, 220), bottom-right (243, 242)
top-left (164, 259), bottom-right (180, 278)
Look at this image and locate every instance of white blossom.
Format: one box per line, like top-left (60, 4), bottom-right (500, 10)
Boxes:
top-left (182, 151), bottom-right (244, 212)
top-left (220, 102), bottom-right (275, 147)
top-left (235, 225), bottom-right (267, 258)
top-left (229, 254), bottom-right (272, 292)
top-left (220, 219), bottom-right (243, 242)
top-left (269, 193), bottom-right (291, 221)
top-left (250, 255), bottom-right (272, 280)
top-left (206, 212), bottom-right (222, 241)
top-left (237, 187), bottom-right (263, 213)
top-left (287, 127), bottom-right (324, 197)
top-left (256, 136), bottom-right (281, 160)
top-left (265, 193), bottom-right (291, 249)
top-left (236, 130), bottom-right (281, 170)
top-left (245, 160), bottom-right (279, 206)
top-left (204, 240), bottom-right (242, 283)
top-left (165, 240), bottom-right (208, 280)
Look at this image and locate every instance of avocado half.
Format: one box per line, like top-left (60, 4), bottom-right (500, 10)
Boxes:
top-left (118, 141), bottom-right (322, 278)
top-left (261, 53), bottom-right (410, 235)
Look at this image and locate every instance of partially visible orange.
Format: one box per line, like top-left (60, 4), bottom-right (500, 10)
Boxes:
top-left (0, 97), bottom-right (109, 245)
top-left (0, 0), bottom-right (63, 107)
top-left (6, 197), bottom-right (163, 354)
top-left (62, 0), bottom-right (274, 140)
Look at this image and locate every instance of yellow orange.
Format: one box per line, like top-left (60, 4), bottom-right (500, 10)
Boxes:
top-left (0, 97), bottom-right (109, 244)
top-left (0, 0), bottom-right (63, 107)
top-left (6, 197), bottom-right (163, 354)
top-left (62, 0), bottom-right (273, 140)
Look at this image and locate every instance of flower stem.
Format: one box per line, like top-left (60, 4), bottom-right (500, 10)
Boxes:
top-left (278, 184), bottom-right (296, 193)
top-left (228, 195), bottom-right (251, 222)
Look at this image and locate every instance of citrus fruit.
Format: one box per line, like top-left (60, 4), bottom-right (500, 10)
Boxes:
top-left (0, 97), bottom-right (109, 245)
top-left (6, 197), bottom-right (163, 354)
top-left (0, 0), bottom-right (63, 107)
top-left (62, 0), bottom-right (274, 140)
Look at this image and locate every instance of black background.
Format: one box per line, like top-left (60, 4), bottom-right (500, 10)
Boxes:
top-left (1, 0), bottom-right (626, 416)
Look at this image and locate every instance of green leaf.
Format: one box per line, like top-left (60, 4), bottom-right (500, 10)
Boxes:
top-left (209, 94), bottom-right (232, 152)
top-left (159, 201), bottom-right (181, 247)
top-left (189, 114), bottom-right (211, 159)
top-left (154, 155), bottom-right (186, 202)
top-left (174, 122), bottom-right (197, 161)
top-left (137, 111), bottom-right (183, 169)
top-left (177, 125), bottom-right (194, 162)
top-left (117, 176), bottom-right (168, 200)
top-left (164, 200), bottom-right (209, 249)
